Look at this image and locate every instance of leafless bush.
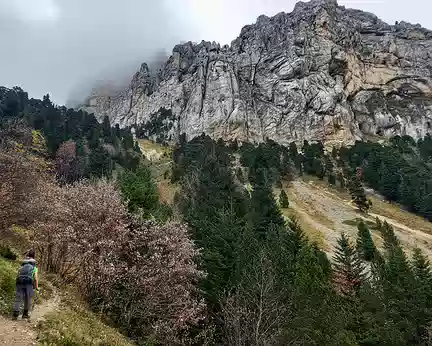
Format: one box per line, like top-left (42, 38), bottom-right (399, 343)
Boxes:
top-left (2, 122), bottom-right (207, 342)
top-left (222, 251), bottom-right (286, 346)
top-left (30, 180), bottom-right (128, 281)
top-left (55, 140), bottom-right (82, 184)
top-left (0, 128), bottom-right (52, 246)
top-left (93, 218), bottom-right (206, 344)
top-left (30, 179), bottom-right (206, 343)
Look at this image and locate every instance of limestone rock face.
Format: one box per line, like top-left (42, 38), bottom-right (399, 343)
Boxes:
top-left (83, 0), bottom-right (432, 145)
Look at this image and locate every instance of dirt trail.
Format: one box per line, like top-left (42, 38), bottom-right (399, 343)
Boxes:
top-left (0, 289), bottom-right (60, 346)
top-left (288, 180), bottom-right (432, 257)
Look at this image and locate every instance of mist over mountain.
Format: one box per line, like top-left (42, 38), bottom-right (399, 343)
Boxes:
top-left (0, 0), bottom-right (195, 105)
top-left (85, 0), bottom-right (432, 146)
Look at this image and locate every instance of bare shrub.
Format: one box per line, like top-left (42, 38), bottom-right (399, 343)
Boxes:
top-left (222, 251), bottom-right (286, 346)
top-left (31, 180), bottom-right (128, 282)
top-left (30, 179), bottom-right (205, 343)
top-left (0, 124), bottom-right (52, 246)
top-left (55, 140), bottom-right (81, 184)
top-left (94, 218), bottom-right (206, 344)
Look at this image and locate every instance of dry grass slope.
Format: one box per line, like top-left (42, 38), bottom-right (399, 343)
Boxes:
top-left (37, 290), bottom-right (133, 346)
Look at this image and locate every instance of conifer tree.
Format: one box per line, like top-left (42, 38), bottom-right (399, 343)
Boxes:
top-left (348, 175), bottom-right (371, 213)
top-left (338, 172), bottom-right (345, 189)
top-left (249, 169), bottom-right (285, 240)
top-left (289, 142), bottom-right (298, 160)
top-left (88, 145), bottom-right (112, 177)
top-left (332, 146), bottom-right (338, 159)
top-left (325, 155), bottom-right (334, 175)
top-left (412, 248), bottom-right (432, 282)
top-left (133, 141), bottom-right (142, 154)
top-left (102, 115), bottom-right (113, 143)
top-left (114, 124), bottom-right (121, 138)
top-left (295, 154), bottom-right (303, 175)
top-left (328, 174), bottom-right (336, 185)
top-left (177, 141), bottom-right (249, 308)
top-left (356, 221), bottom-right (377, 261)
top-left (285, 245), bottom-right (352, 345)
top-left (378, 220), bottom-right (400, 251)
top-left (281, 150), bottom-right (291, 177)
top-left (333, 233), bottom-right (366, 296)
top-left (118, 165), bottom-right (159, 216)
top-left (279, 189), bottom-right (289, 208)
top-left (410, 248), bottom-right (432, 342)
top-left (236, 167), bottom-right (245, 184)
top-left (122, 132), bottom-right (134, 150)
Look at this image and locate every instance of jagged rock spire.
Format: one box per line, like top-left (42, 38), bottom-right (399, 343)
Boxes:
top-left (82, 0), bottom-right (432, 146)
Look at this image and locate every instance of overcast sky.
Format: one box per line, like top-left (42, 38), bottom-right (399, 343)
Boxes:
top-left (0, 0), bottom-right (430, 105)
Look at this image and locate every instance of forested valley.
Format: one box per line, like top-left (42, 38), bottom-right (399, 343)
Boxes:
top-left (2, 86), bottom-right (432, 345)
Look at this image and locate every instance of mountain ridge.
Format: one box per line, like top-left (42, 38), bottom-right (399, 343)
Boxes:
top-left (82, 0), bottom-right (432, 146)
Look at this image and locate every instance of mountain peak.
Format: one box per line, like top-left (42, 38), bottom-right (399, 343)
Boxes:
top-left (83, 0), bottom-right (432, 146)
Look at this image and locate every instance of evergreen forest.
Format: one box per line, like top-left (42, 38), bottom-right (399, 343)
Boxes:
top-left (2, 85), bottom-right (432, 345)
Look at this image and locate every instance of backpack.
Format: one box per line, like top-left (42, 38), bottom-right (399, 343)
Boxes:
top-left (16, 262), bottom-right (35, 285)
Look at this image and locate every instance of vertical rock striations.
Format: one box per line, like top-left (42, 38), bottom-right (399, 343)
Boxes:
top-left (83, 0), bottom-right (432, 145)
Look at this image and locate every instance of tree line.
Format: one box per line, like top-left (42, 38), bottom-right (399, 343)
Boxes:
top-left (0, 86), bottom-right (141, 183)
top-left (235, 135), bottom-right (432, 219)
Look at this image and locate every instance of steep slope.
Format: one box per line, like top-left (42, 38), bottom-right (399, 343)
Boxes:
top-left (84, 0), bottom-right (432, 146)
top-left (282, 179), bottom-right (432, 257)
top-left (138, 139), bottom-right (432, 260)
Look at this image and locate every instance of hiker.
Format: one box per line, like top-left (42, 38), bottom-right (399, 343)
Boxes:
top-left (12, 249), bottom-right (39, 320)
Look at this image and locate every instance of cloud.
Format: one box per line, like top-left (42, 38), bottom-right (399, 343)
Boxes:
top-left (0, 0), bottom-right (196, 105)
top-left (0, 0), bottom-right (60, 22)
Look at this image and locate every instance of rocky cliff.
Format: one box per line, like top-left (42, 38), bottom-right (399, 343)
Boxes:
top-left (82, 0), bottom-right (432, 145)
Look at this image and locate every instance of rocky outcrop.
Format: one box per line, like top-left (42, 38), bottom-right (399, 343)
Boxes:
top-left (83, 0), bottom-right (432, 145)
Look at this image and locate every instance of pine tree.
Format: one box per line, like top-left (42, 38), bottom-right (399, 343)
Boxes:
top-left (281, 149), bottom-right (291, 177)
top-left (118, 165), bottom-right (159, 216)
top-left (338, 172), bottom-right (345, 189)
top-left (348, 175), bottom-right (371, 213)
top-left (328, 174), bottom-right (336, 185)
top-left (133, 141), bottom-right (142, 154)
top-left (332, 146), bottom-right (338, 159)
top-left (412, 248), bottom-right (432, 282)
top-left (176, 141), bottom-right (249, 308)
top-left (122, 132), bottom-right (134, 150)
top-left (356, 221), bottom-right (377, 262)
top-left (411, 248), bottom-right (432, 343)
top-left (325, 156), bottom-right (334, 176)
top-left (287, 217), bottom-right (307, 254)
top-left (236, 167), bottom-right (245, 184)
top-left (88, 145), bottom-right (112, 177)
top-left (114, 124), bottom-right (121, 138)
top-left (285, 245), bottom-right (351, 345)
top-left (249, 169), bottom-right (285, 240)
top-left (295, 154), bottom-right (303, 175)
top-left (279, 189), bottom-right (289, 208)
top-left (378, 220), bottom-right (400, 251)
top-left (102, 115), bottom-right (113, 143)
top-left (333, 233), bottom-right (366, 296)
top-left (289, 142), bottom-right (298, 160)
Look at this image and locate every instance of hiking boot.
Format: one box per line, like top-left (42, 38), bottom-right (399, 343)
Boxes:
top-left (22, 310), bottom-right (30, 319)
top-left (12, 312), bottom-right (19, 321)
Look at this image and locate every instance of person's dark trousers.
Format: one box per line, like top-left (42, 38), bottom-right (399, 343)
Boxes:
top-left (13, 284), bottom-right (34, 319)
